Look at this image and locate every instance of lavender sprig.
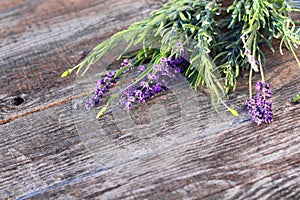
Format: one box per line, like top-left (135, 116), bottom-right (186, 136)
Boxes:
top-left (85, 71), bottom-right (116, 110)
top-left (85, 59), bottom-right (133, 110)
top-left (246, 81), bottom-right (273, 125)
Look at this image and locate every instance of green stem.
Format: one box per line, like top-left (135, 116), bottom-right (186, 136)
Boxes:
top-left (249, 67), bottom-right (253, 98)
top-left (258, 55), bottom-right (265, 83)
top-left (248, 29), bottom-right (258, 98)
top-left (288, 41), bottom-right (300, 67)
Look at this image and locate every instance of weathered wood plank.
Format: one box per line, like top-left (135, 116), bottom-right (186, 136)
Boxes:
top-left (1, 0), bottom-right (300, 200)
top-left (3, 82), bottom-right (299, 200)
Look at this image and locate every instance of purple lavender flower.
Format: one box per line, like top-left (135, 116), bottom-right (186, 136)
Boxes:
top-left (263, 88), bottom-right (272, 98)
top-left (256, 81), bottom-right (263, 91)
top-left (84, 58), bottom-right (137, 110)
top-left (85, 95), bottom-right (95, 110)
top-left (121, 59), bottom-right (133, 73)
top-left (147, 72), bottom-right (158, 81)
top-left (124, 101), bottom-right (132, 111)
top-left (153, 83), bottom-right (162, 93)
top-left (138, 65), bottom-right (145, 72)
top-left (246, 81), bottom-right (273, 125)
top-left (122, 59), bottom-right (131, 67)
top-left (85, 71), bottom-right (119, 109)
top-left (245, 48), bottom-right (251, 55)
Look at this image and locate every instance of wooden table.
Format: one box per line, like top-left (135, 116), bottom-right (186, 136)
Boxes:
top-left (1, 1), bottom-right (300, 199)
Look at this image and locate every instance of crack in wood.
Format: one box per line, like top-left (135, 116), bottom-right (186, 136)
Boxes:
top-left (0, 93), bottom-right (88, 125)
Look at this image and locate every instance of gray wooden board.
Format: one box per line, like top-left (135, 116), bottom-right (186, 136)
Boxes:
top-left (1, 0), bottom-right (300, 199)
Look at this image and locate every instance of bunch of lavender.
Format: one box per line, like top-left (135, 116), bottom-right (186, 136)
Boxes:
top-left (60, 0), bottom-right (300, 122)
top-left (246, 81), bottom-right (273, 125)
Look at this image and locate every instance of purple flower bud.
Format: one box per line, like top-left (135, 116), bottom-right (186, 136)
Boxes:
top-left (153, 84), bottom-right (162, 93)
top-left (140, 81), bottom-right (149, 89)
top-left (174, 67), bottom-right (181, 73)
top-left (122, 59), bottom-right (130, 66)
top-left (245, 48), bottom-right (251, 55)
top-left (138, 65), bottom-right (145, 72)
top-left (97, 78), bottom-right (106, 88)
top-left (256, 81), bottom-right (263, 91)
top-left (263, 88), bottom-right (272, 98)
top-left (128, 96), bottom-right (135, 103)
top-left (147, 73), bottom-right (158, 81)
top-left (124, 101), bottom-right (132, 111)
top-left (106, 71), bottom-right (116, 79)
top-left (160, 58), bottom-right (167, 64)
top-left (95, 97), bottom-right (100, 105)
top-left (85, 98), bottom-right (93, 110)
top-left (96, 88), bottom-right (104, 97)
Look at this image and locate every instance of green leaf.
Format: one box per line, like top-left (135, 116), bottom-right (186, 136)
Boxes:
top-left (96, 107), bottom-right (107, 119)
top-left (228, 107), bottom-right (239, 117)
top-left (179, 12), bottom-right (188, 21)
top-left (114, 65), bottom-right (131, 78)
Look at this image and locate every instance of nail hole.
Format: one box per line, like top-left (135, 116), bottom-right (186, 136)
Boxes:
top-left (13, 97), bottom-right (25, 106)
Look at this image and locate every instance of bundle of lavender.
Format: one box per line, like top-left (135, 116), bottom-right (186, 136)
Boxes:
top-left (62, 0), bottom-right (300, 125)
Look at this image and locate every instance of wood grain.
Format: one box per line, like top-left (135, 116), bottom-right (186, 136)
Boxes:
top-left (1, 1), bottom-right (300, 200)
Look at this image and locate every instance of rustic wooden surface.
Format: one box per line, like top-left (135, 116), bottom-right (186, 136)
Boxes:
top-left (1, 1), bottom-right (300, 199)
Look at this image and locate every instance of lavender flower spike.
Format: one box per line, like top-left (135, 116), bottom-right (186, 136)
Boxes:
top-left (246, 81), bottom-right (273, 125)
